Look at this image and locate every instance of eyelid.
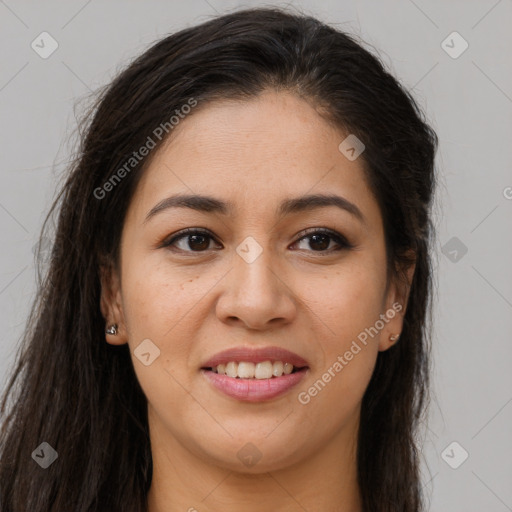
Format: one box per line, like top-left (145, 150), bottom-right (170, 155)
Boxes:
top-left (292, 228), bottom-right (354, 253)
top-left (161, 226), bottom-right (353, 253)
top-left (160, 227), bottom-right (218, 248)
top-left (294, 227), bottom-right (352, 246)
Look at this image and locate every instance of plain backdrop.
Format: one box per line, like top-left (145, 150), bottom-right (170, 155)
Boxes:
top-left (1, 1), bottom-right (511, 510)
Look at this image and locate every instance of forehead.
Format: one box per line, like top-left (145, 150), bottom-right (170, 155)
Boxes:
top-left (155, 90), bottom-right (345, 177)
top-left (128, 90), bottom-right (382, 229)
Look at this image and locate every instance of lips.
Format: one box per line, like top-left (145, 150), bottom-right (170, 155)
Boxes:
top-left (201, 367), bottom-right (308, 402)
top-left (200, 346), bottom-right (309, 369)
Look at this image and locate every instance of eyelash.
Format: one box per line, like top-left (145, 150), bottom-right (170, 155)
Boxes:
top-left (161, 227), bottom-right (353, 255)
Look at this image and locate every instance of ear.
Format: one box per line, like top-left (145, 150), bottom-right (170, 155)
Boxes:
top-left (378, 250), bottom-right (416, 352)
top-left (100, 260), bottom-right (128, 346)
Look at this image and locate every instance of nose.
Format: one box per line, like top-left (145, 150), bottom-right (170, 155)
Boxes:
top-left (215, 243), bottom-right (297, 331)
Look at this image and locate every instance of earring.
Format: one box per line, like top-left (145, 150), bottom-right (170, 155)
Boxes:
top-left (389, 334), bottom-right (400, 342)
top-left (105, 324), bottom-right (118, 335)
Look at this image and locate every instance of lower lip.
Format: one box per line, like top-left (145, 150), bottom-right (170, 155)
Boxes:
top-left (200, 368), bottom-right (308, 402)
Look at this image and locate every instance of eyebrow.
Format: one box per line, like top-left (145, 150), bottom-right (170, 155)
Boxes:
top-left (144, 193), bottom-right (366, 225)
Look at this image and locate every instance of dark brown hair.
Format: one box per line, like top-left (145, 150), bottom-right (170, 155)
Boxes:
top-left (0, 7), bottom-right (438, 511)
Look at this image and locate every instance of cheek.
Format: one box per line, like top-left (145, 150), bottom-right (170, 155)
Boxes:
top-left (296, 257), bottom-right (385, 390)
top-left (121, 253), bottom-right (203, 338)
top-left (119, 263), bottom-right (200, 412)
top-left (295, 269), bottom-right (382, 422)
top-left (119, 256), bottom-right (223, 397)
top-left (303, 258), bottom-right (386, 337)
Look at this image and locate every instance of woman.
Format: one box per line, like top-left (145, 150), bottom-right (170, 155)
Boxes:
top-left (0, 7), bottom-right (438, 512)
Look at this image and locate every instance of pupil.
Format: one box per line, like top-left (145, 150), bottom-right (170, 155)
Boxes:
top-left (186, 233), bottom-right (331, 251)
top-left (310, 234), bottom-right (329, 251)
top-left (189, 234), bottom-right (209, 250)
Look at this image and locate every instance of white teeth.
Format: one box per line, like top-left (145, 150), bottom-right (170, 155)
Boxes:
top-left (212, 360), bottom-right (300, 379)
top-left (225, 361), bottom-right (238, 378)
top-left (254, 361), bottom-right (273, 379)
top-left (238, 362), bottom-right (255, 379)
top-left (272, 361), bottom-right (283, 377)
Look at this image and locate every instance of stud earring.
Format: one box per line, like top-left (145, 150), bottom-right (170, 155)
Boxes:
top-left (105, 324), bottom-right (118, 335)
top-left (389, 334), bottom-right (400, 342)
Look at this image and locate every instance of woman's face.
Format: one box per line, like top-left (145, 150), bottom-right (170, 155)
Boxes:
top-left (103, 90), bottom-right (411, 473)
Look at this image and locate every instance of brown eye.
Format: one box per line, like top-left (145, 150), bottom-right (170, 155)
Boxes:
top-left (306, 233), bottom-right (331, 251)
top-left (163, 229), bottom-right (219, 252)
top-left (292, 229), bottom-right (352, 253)
top-left (162, 227), bottom-right (352, 255)
top-left (184, 233), bottom-right (210, 251)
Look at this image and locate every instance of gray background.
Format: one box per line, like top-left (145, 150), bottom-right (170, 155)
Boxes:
top-left (1, 0), bottom-right (511, 510)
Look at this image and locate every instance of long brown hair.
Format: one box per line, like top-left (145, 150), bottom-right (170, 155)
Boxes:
top-left (0, 7), bottom-right (438, 511)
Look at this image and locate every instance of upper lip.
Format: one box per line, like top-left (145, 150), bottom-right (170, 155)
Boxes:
top-left (201, 346), bottom-right (309, 369)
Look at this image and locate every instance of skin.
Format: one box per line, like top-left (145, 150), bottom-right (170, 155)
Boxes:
top-left (101, 90), bottom-right (415, 512)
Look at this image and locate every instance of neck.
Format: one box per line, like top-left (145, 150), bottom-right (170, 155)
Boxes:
top-left (146, 407), bottom-right (363, 512)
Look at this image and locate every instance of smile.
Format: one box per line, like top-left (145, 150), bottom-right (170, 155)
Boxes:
top-left (206, 360), bottom-right (303, 379)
